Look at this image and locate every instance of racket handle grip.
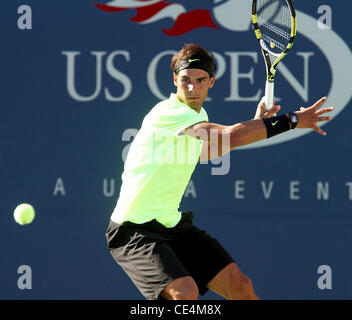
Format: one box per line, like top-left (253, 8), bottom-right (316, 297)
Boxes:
top-left (264, 80), bottom-right (274, 111)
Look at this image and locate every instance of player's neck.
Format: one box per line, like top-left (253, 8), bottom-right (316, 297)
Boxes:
top-left (177, 95), bottom-right (202, 113)
top-left (188, 105), bottom-right (201, 113)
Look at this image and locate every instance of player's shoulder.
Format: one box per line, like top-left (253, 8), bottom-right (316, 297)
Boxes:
top-left (150, 94), bottom-right (175, 112)
top-left (150, 94), bottom-right (186, 115)
top-left (200, 106), bottom-right (208, 118)
top-left (148, 94), bottom-right (208, 122)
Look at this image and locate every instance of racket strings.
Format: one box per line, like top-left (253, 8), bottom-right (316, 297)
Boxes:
top-left (256, 0), bottom-right (293, 54)
top-left (261, 34), bottom-right (286, 52)
top-left (262, 21), bottom-right (291, 41)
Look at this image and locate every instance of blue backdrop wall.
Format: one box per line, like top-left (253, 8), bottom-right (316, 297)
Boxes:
top-left (1, 0), bottom-right (352, 299)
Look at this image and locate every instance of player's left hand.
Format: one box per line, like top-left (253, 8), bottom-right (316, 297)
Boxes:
top-left (295, 97), bottom-right (334, 135)
top-left (253, 97), bottom-right (281, 120)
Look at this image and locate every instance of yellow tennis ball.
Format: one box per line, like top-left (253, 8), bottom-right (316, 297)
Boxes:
top-left (270, 42), bottom-right (275, 48)
top-left (14, 203), bottom-right (35, 225)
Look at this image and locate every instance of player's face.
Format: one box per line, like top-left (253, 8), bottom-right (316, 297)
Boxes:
top-left (173, 69), bottom-right (215, 112)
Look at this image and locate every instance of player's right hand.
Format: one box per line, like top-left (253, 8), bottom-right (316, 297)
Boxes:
top-left (253, 97), bottom-right (281, 120)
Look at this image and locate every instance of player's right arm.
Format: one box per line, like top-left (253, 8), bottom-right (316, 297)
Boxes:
top-left (185, 97), bottom-right (333, 161)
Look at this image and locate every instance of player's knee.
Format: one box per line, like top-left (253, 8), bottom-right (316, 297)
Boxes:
top-left (172, 279), bottom-right (199, 300)
top-left (161, 277), bottom-right (199, 300)
top-left (239, 275), bottom-right (254, 293)
top-left (173, 286), bottom-right (199, 300)
top-left (236, 274), bottom-right (258, 299)
top-left (225, 267), bottom-right (257, 299)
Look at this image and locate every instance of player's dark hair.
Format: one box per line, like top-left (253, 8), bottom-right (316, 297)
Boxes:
top-left (171, 43), bottom-right (216, 77)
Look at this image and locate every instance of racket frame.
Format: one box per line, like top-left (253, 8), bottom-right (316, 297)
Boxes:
top-left (252, 0), bottom-right (297, 110)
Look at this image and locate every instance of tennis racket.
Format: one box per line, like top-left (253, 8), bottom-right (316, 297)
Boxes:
top-left (252, 0), bottom-right (297, 110)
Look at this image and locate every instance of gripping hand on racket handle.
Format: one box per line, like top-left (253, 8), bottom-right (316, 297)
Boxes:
top-left (254, 96), bottom-right (281, 120)
top-left (294, 97), bottom-right (334, 136)
top-left (254, 96), bottom-right (334, 135)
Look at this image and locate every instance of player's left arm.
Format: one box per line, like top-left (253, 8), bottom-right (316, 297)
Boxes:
top-left (198, 99), bottom-right (281, 161)
top-left (199, 139), bottom-right (230, 162)
top-left (196, 97), bottom-right (333, 161)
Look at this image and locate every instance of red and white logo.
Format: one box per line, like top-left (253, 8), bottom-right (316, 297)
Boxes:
top-left (94, 0), bottom-right (218, 36)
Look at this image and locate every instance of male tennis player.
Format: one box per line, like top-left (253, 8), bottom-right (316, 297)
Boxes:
top-left (106, 43), bottom-right (333, 300)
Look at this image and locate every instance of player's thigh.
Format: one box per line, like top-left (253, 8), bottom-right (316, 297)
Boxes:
top-left (169, 226), bottom-right (234, 296)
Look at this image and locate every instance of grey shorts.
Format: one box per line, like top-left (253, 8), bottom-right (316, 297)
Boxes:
top-left (105, 211), bottom-right (234, 300)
